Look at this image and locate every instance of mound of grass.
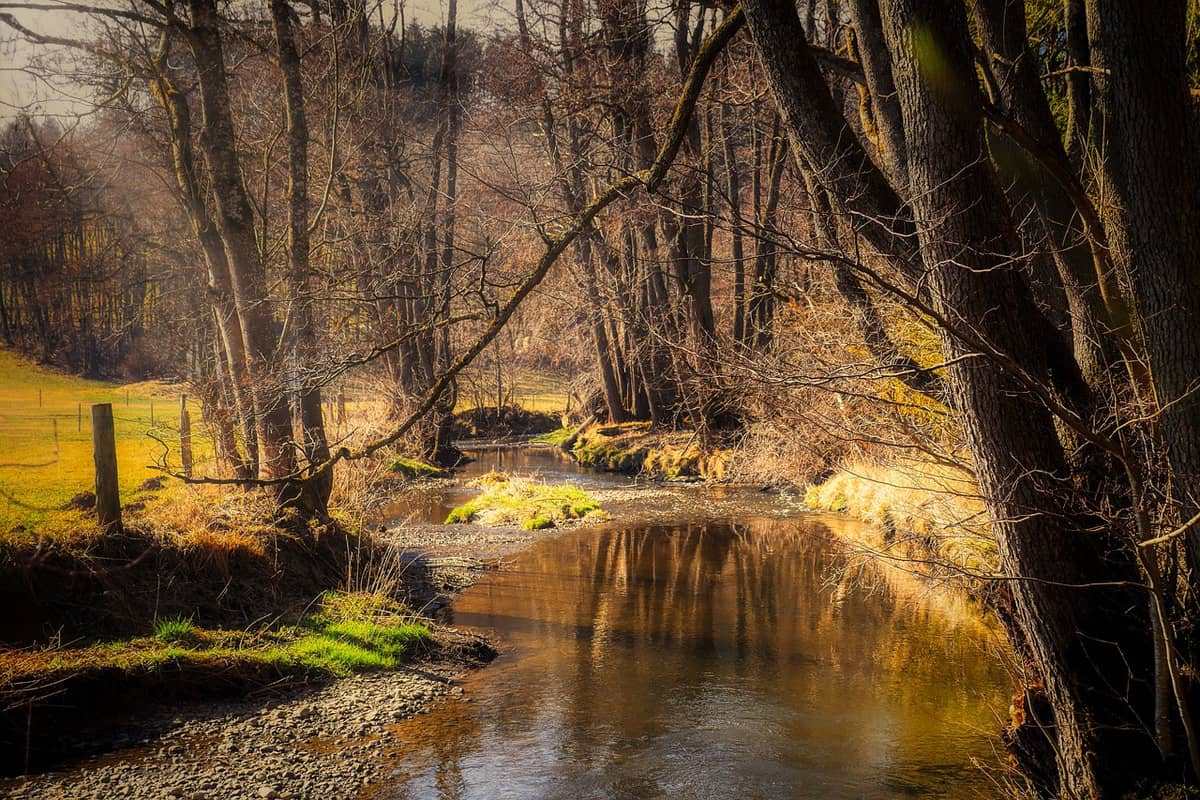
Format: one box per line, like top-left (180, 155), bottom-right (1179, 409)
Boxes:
top-left (445, 472), bottom-right (604, 529)
top-left (153, 616), bottom-right (195, 644)
top-left (5, 591), bottom-right (431, 685)
top-left (532, 427), bottom-right (572, 447)
top-left (389, 456), bottom-right (442, 479)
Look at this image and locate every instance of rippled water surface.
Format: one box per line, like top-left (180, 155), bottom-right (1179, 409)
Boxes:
top-left (372, 508), bottom-right (1010, 799)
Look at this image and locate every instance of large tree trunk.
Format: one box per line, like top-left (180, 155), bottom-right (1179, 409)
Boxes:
top-left (187, 0), bottom-right (295, 483)
top-left (877, 0), bottom-right (1158, 796)
top-left (271, 0), bottom-right (331, 513)
top-left (1089, 0), bottom-right (1200, 583)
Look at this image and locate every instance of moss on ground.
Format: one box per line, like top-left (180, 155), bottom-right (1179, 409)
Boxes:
top-left (389, 455), bottom-right (443, 479)
top-left (531, 427), bottom-right (572, 447)
top-left (445, 472), bottom-right (604, 528)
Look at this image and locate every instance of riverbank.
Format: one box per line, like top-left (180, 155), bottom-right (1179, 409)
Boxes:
top-left (3, 629), bottom-right (489, 800)
top-left (554, 421), bottom-right (999, 593)
top-left (1, 422), bottom-right (1004, 800)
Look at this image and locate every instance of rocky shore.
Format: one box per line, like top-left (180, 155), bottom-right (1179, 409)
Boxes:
top-left (4, 653), bottom-right (474, 800)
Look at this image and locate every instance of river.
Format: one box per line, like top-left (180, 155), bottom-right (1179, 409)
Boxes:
top-left (369, 445), bottom-right (1011, 799)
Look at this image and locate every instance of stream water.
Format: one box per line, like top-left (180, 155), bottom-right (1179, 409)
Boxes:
top-left (368, 446), bottom-right (1012, 799)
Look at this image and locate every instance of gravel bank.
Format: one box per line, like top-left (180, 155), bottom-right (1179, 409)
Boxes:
top-left (2, 629), bottom-right (492, 800)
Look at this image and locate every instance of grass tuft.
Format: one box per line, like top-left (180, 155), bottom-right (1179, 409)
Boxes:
top-left (445, 472), bottom-right (604, 529)
top-left (153, 616), bottom-right (195, 644)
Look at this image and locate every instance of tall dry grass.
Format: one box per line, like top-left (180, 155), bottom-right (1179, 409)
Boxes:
top-left (804, 457), bottom-right (997, 577)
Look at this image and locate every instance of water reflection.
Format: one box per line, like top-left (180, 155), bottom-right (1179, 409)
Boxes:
top-left (371, 519), bottom-right (1010, 800)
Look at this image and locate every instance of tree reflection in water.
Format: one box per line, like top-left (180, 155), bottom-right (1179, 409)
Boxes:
top-left (373, 518), bottom-right (1010, 800)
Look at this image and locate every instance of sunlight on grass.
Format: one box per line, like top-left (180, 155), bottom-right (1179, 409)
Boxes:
top-left (4, 592), bottom-right (431, 684)
top-left (445, 472), bottom-right (604, 529)
top-left (0, 348), bottom-right (214, 532)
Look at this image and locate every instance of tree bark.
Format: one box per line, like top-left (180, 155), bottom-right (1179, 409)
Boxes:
top-left (878, 1), bottom-right (1158, 796)
top-left (1089, 0), bottom-right (1200, 581)
top-left (271, 0), bottom-right (331, 512)
top-left (186, 0), bottom-right (295, 482)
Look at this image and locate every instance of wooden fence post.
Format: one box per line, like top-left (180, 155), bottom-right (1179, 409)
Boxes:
top-left (149, 399), bottom-right (155, 426)
top-left (77, 402), bottom-right (82, 432)
top-left (91, 403), bottom-right (121, 530)
top-left (37, 388), bottom-right (42, 408)
top-left (179, 395), bottom-right (193, 477)
top-left (336, 389), bottom-right (346, 426)
top-left (52, 419), bottom-right (59, 458)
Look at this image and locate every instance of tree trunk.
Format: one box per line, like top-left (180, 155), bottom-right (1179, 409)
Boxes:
top-left (271, 0), bottom-right (331, 513)
top-left (187, 0), bottom-right (294, 482)
top-left (1089, 0), bottom-right (1200, 582)
top-left (878, 0), bottom-right (1158, 796)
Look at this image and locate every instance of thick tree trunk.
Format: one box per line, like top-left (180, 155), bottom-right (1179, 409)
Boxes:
top-left (187, 0), bottom-right (295, 482)
top-left (878, 1), bottom-right (1157, 796)
top-left (1089, 0), bottom-right (1200, 580)
top-left (271, 0), bottom-right (331, 513)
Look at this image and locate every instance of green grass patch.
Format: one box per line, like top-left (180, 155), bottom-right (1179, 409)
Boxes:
top-left (281, 618), bottom-right (430, 676)
top-left (5, 591), bottom-right (431, 685)
top-left (445, 472), bottom-right (604, 529)
top-left (153, 616), bottom-right (195, 644)
top-left (532, 427), bottom-right (572, 447)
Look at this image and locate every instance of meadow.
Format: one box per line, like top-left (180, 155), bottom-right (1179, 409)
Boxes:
top-left (0, 349), bottom-right (208, 532)
top-left (0, 348), bottom-right (569, 534)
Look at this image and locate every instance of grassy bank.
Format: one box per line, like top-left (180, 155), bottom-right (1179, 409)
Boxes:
top-left (559, 422), bottom-right (733, 479)
top-left (802, 459), bottom-right (998, 586)
top-left (446, 472), bottom-right (605, 530)
top-left (4, 591), bottom-right (431, 685)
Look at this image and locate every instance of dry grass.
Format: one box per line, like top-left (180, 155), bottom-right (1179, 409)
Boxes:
top-left (804, 457), bottom-right (998, 576)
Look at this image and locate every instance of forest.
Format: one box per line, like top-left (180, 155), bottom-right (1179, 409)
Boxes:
top-left (2, 0), bottom-right (1200, 798)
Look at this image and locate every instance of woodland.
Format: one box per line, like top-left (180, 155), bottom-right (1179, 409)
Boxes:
top-left (3, 0), bottom-right (1200, 798)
